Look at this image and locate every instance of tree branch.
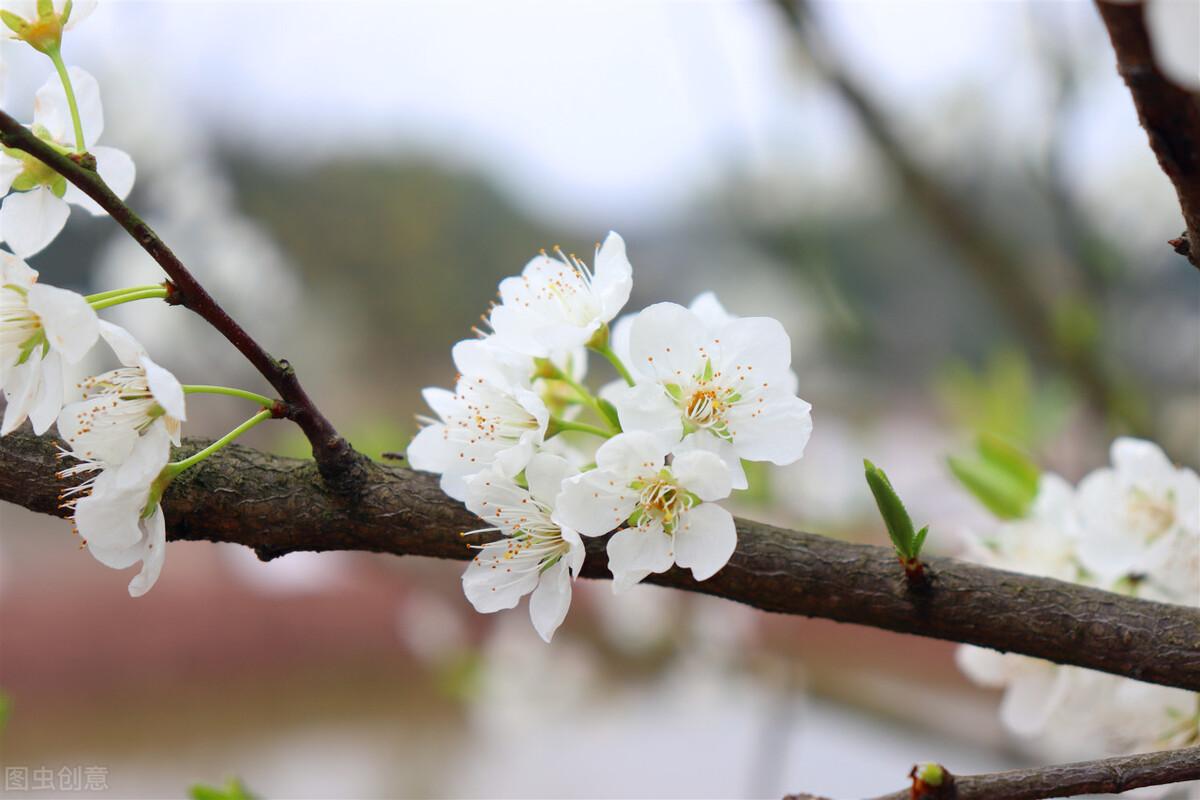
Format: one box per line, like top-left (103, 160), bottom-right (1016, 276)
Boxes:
top-left (852, 745), bottom-right (1200, 800)
top-left (2, 428), bottom-right (1197, 691)
top-left (0, 109), bottom-right (367, 490)
top-left (1095, 0), bottom-right (1200, 271)
top-left (772, 0), bottom-right (1153, 439)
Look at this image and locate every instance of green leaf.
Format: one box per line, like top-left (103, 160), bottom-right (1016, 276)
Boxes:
top-left (976, 433), bottom-right (1039, 497)
top-left (188, 778), bottom-right (255, 800)
top-left (863, 459), bottom-right (926, 560)
top-left (947, 453), bottom-right (1034, 520)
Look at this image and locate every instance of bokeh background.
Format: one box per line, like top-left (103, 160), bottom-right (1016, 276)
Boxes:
top-left (1, 1), bottom-right (1198, 798)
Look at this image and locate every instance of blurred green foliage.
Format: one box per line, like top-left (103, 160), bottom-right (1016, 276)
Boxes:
top-left (948, 433), bottom-right (1040, 519)
top-left (189, 777), bottom-right (256, 800)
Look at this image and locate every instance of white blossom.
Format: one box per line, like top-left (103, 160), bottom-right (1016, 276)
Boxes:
top-left (488, 231), bottom-right (632, 357)
top-left (1075, 437), bottom-right (1199, 587)
top-left (57, 321), bottom-right (185, 465)
top-left (0, 250), bottom-right (98, 434)
top-left (407, 369), bottom-right (549, 502)
top-left (0, 68), bottom-right (135, 257)
top-left (607, 301), bottom-right (812, 489)
top-left (556, 431), bottom-right (736, 591)
top-left (59, 420), bottom-right (170, 597)
top-left (0, 0), bottom-right (97, 39)
top-left (462, 453), bottom-right (585, 642)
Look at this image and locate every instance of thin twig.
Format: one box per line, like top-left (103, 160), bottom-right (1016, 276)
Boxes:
top-left (1095, 0), bottom-right (1200, 271)
top-left (2, 428), bottom-right (1198, 692)
top-left (857, 745), bottom-right (1200, 800)
top-left (0, 109), bottom-right (366, 490)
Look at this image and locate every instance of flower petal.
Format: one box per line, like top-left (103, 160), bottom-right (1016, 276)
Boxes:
top-left (555, 469), bottom-right (638, 536)
top-left (34, 66), bottom-right (103, 148)
top-left (592, 231), bottom-right (633, 322)
top-left (628, 302), bottom-right (706, 383)
top-left (677, 431), bottom-right (747, 491)
top-left (0, 152), bottom-right (23, 196)
top-left (593, 430), bottom-right (671, 476)
top-left (97, 320), bottom-right (148, 366)
top-left (0, 187), bottom-right (70, 258)
top-left (999, 664), bottom-right (1069, 737)
top-left (673, 502), bottom-right (736, 581)
top-left (65, 146), bottom-right (135, 214)
top-left (670, 449), bottom-right (732, 502)
top-left (1, 357), bottom-right (38, 435)
top-left (461, 540), bottom-right (540, 612)
top-left (27, 349), bottom-right (63, 434)
top-left (526, 452), bottom-right (573, 507)
top-left (529, 557), bottom-right (572, 642)
top-left (127, 505), bottom-right (167, 597)
top-left (727, 391), bottom-right (813, 465)
top-left (605, 381), bottom-right (682, 447)
top-left (27, 283), bottom-right (99, 362)
top-left (141, 354), bottom-right (186, 421)
top-left (606, 523), bottom-right (674, 592)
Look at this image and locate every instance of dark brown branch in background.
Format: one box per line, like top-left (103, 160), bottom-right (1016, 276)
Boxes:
top-left (1095, 1), bottom-right (1200, 270)
top-left (0, 109), bottom-right (367, 491)
top-left (772, 0), bottom-right (1153, 440)
top-left (853, 745), bottom-right (1200, 800)
top-left (3, 428), bottom-right (1198, 691)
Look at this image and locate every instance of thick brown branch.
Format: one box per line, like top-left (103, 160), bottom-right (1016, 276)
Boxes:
top-left (2, 429), bottom-right (1197, 691)
top-left (773, 0), bottom-right (1153, 439)
top-left (0, 109), bottom-right (366, 489)
top-left (1096, 1), bottom-right (1200, 271)
top-left (857, 745), bottom-right (1200, 800)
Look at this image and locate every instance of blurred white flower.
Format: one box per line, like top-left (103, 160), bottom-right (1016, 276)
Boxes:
top-left (607, 301), bottom-right (812, 489)
top-left (461, 453), bottom-right (585, 642)
top-left (955, 646), bottom-right (1072, 737)
top-left (556, 430), bottom-right (736, 591)
top-left (1075, 437), bottom-right (1199, 585)
top-left (57, 321), bottom-right (185, 464)
top-left (0, 250), bottom-right (97, 434)
top-left (488, 231), bottom-right (632, 357)
top-left (0, 68), bottom-right (134, 257)
top-left (0, 0), bottom-right (96, 49)
top-left (406, 371), bottom-right (549, 502)
top-left (968, 473), bottom-right (1081, 583)
top-left (60, 420), bottom-right (170, 597)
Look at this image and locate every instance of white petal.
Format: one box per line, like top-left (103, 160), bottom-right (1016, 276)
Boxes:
top-left (1, 357), bottom-right (38, 435)
top-left (140, 355), bottom-right (186, 421)
top-left (451, 337), bottom-right (533, 388)
top-left (677, 431), bottom-right (747, 491)
top-left (127, 505), bottom-right (167, 597)
top-left (1111, 437), bottom-right (1174, 487)
top-left (65, 146), bottom-right (135, 214)
top-left (670, 449), bottom-right (732, 502)
top-left (606, 381), bottom-right (683, 446)
top-left (715, 316), bottom-right (794, 384)
top-left (421, 386), bottom-right (459, 421)
top-left (999, 664), bottom-right (1070, 737)
top-left (0, 250), bottom-right (38, 288)
top-left (77, 488), bottom-right (143, 560)
top-left (673, 502), bottom-right (736, 581)
top-left (27, 349), bottom-right (62, 434)
top-left (461, 540), bottom-right (540, 612)
top-left (57, 396), bottom-right (138, 463)
top-left (114, 423), bottom-right (171, 487)
top-left (688, 291), bottom-right (735, 332)
top-left (526, 452), bottom-right (573, 507)
top-left (0, 152), bottom-right (23, 196)
top-left (0, 187), bottom-right (70, 258)
top-left (606, 524), bottom-right (674, 591)
top-left (406, 423), bottom-right (453, 475)
top-left (26, 283), bottom-right (99, 362)
top-left (529, 557), bottom-right (572, 642)
top-left (562, 527), bottom-right (586, 576)
top-left (62, 0), bottom-right (97, 29)
top-left (592, 231), bottom-right (633, 322)
top-left (727, 392), bottom-right (813, 465)
top-left (439, 471), bottom-right (468, 503)
top-left (955, 645), bottom-right (1011, 688)
top-left (593, 430), bottom-right (671, 476)
top-left (628, 302), bottom-right (707, 383)
top-left (97, 320), bottom-right (148, 366)
top-left (556, 469), bottom-right (638, 536)
top-left (35, 66), bottom-right (103, 147)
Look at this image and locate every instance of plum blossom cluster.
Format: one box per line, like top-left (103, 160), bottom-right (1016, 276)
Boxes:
top-left (957, 438), bottom-right (1199, 765)
top-left (2, 3), bottom-right (277, 596)
top-left (407, 233), bottom-right (813, 641)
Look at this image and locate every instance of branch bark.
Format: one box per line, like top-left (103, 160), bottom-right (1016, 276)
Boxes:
top-left (0, 109), bottom-right (366, 489)
top-left (856, 745), bottom-right (1200, 800)
top-left (2, 428), bottom-right (1197, 691)
top-left (1095, 0), bottom-right (1200, 271)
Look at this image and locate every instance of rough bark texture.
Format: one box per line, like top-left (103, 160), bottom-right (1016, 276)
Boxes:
top-left (862, 745), bottom-right (1200, 800)
top-left (1095, 0), bottom-right (1200, 270)
top-left (3, 429), bottom-right (1197, 692)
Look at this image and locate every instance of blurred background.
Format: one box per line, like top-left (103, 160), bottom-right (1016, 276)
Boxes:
top-left (1, 1), bottom-right (1198, 797)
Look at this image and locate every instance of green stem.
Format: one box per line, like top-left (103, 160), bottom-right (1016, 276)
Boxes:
top-left (85, 285), bottom-right (164, 303)
top-left (89, 287), bottom-right (168, 310)
top-left (593, 343), bottom-right (636, 387)
top-left (46, 46), bottom-right (85, 153)
top-left (549, 418), bottom-right (613, 440)
top-left (165, 409), bottom-right (273, 477)
top-left (543, 362), bottom-right (616, 431)
top-left (183, 385), bottom-right (275, 408)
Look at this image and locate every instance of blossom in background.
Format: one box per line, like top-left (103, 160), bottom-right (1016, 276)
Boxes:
top-left (488, 231), bottom-right (632, 357)
top-left (607, 301), bottom-right (811, 489)
top-left (0, 250), bottom-right (98, 434)
top-left (1075, 437), bottom-right (1199, 586)
top-left (461, 453), bottom-right (585, 642)
top-left (0, 0), bottom-right (96, 49)
top-left (57, 321), bottom-right (186, 465)
top-left (60, 421), bottom-right (170, 597)
top-left (0, 67), bottom-right (135, 257)
top-left (556, 431), bottom-right (736, 591)
top-left (407, 371), bottom-right (549, 502)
